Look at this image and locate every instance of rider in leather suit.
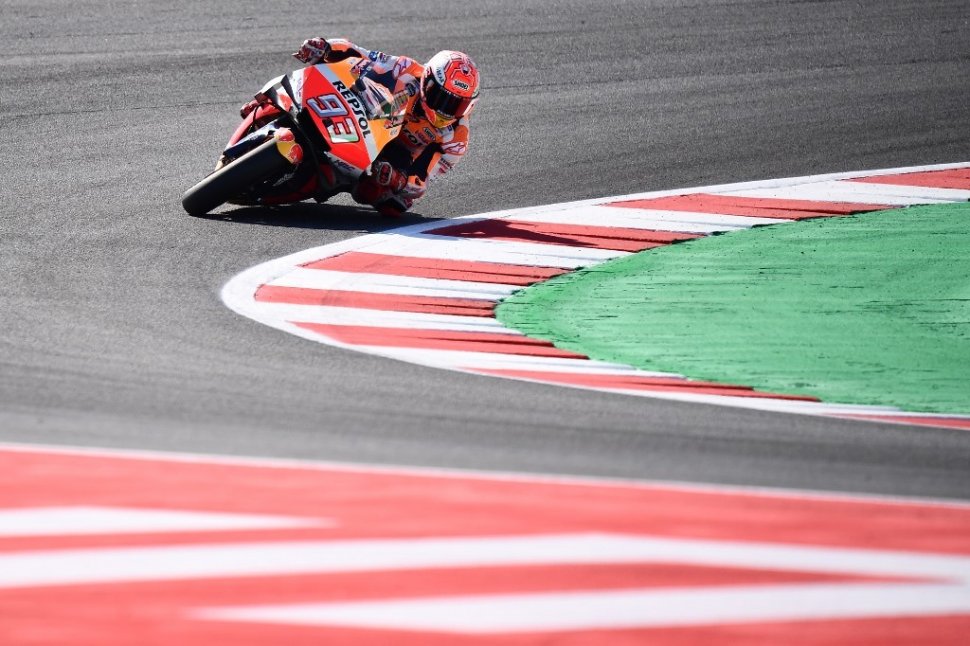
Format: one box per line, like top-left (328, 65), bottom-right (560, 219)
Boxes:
top-left (287, 37), bottom-right (480, 216)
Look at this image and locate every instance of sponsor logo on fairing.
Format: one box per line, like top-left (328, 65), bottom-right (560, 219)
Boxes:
top-left (332, 81), bottom-right (373, 140)
top-left (325, 153), bottom-right (360, 177)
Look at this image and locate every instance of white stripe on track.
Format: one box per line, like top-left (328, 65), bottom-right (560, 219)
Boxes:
top-left (5, 532), bottom-right (969, 589)
top-left (720, 179), bottom-right (970, 205)
top-left (268, 268), bottom-right (518, 300)
top-left (343, 346), bottom-right (662, 374)
top-left (835, 179), bottom-right (970, 202)
top-left (249, 304), bottom-right (517, 333)
top-left (197, 583), bottom-right (970, 633)
top-left (352, 231), bottom-right (629, 267)
top-left (461, 364), bottom-right (685, 378)
top-left (604, 388), bottom-right (907, 416)
top-left (196, 583), bottom-right (970, 635)
top-left (507, 205), bottom-right (784, 232)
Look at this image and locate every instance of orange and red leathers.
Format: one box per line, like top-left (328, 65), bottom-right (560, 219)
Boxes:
top-left (371, 161), bottom-right (407, 193)
top-left (315, 38), bottom-right (471, 213)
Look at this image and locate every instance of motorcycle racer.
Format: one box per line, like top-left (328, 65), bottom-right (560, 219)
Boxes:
top-left (285, 37), bottom-right (480, 216)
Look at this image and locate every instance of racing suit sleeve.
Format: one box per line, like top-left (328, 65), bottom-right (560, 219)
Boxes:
top-left (315, 38), bottom-right (423, 106)
top-left (320, 39), bottom-right (372, 60)
top-left (401, 119), bottom-right (471, 203)
top-left (321, 39), bottom-right (404, 76)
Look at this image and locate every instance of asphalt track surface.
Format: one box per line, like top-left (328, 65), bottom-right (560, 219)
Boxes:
top-left (3, 0), bottom-right (969, 499)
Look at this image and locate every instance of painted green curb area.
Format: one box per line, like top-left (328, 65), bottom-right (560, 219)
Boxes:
top-left (496, 203), bottom-right (970, 414)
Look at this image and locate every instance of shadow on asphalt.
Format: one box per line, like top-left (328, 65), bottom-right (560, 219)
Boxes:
top-left (194, 202), bottom-right (442, 233)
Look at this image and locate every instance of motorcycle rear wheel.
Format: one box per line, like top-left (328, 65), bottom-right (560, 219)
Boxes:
top-left (181, 139), bottom-right (291, 216)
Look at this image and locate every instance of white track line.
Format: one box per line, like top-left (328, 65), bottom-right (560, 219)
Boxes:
top-left (356, 231), bottom-right (628, 265)
top-left (250, 303), bottom-right (517, 333)
top-left (722, 179), bottom-right (970, 205)
top-left (198, 582), bottom-right (970, 633)
top-left (269, 267), bottom-right (518, 300)
top-left (508, 205), bottom-right (784, 232)
top-left (6, 532), bottom-right (970, 589)
top-left (322, 346), bottom-right (645, 372)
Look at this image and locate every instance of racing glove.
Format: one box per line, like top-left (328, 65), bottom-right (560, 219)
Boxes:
top-left (371, 161), bottom-right (407, 194)
top-left (293, 37), bottom-right (331, 64)
top-left (401, 176), bottom-right (427, 201)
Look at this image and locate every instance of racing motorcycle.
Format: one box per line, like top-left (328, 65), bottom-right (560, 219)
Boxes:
top-left (181, 59), bottom-right (408, 216)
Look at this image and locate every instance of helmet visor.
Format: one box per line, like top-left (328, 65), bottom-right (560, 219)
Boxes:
top-left (422, 76), bottom-right (474, 119)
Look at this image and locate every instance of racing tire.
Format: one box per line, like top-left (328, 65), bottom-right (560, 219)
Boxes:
top-left (181, 139), bottom-right (291, 216)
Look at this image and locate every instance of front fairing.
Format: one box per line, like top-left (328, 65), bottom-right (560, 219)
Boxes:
top-left (236, 60), bottom-right (408, 189)
top-left (299, 62), bottom-right (406, 178)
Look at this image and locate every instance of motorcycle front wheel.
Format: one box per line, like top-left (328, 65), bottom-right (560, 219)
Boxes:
top-left (181, 138), bottom-right (291, 217)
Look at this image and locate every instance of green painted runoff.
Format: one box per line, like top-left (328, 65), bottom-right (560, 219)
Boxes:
top-left (496, 203), bottom-right (970, 414)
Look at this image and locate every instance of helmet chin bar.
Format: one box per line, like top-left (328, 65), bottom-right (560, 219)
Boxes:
top-left (421, 76), bottom-right (471, 119)
top-left (417, 94), bottom-right (455, 128)
top-left (426, 107), bottom-right (455, 128)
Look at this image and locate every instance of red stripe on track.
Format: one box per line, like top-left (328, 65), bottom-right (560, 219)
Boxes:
top-left (5, 449), bottom-right (969, 645)
top-left (841, 415), bottom-right (970, 431)
top-left (255, 285), bottom-right (495, 317)
top-left (471, 369), bottom-right (820, 401)
top-left (610, 194), bottom-right (891, 220)
top-left (293, 323), bottom-right (589, 358)
top-left (850, 168), bottom-right (970, 190)
top-left (301, 252), bottom-right (568, 286)
top-left (426, 219), bottom-right (702, 252)
top-left (7, 610), bottom-right (966, 646)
